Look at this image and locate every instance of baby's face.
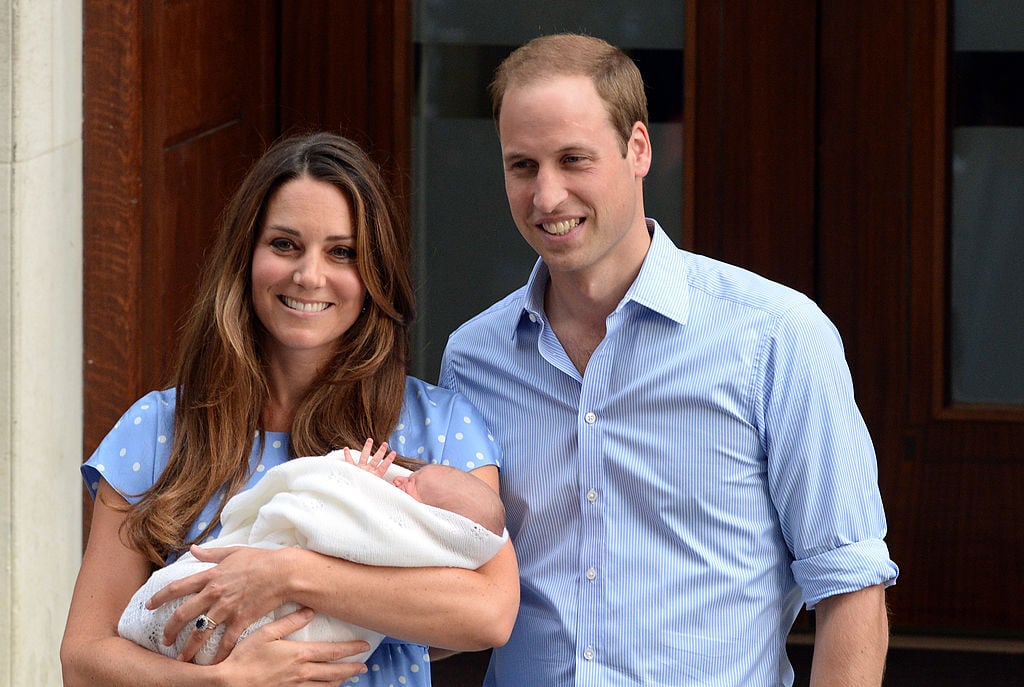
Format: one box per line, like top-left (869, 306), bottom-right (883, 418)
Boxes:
top-left (390, 464), bottom-right (452, 505)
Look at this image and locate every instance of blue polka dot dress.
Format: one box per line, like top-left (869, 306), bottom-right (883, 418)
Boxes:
top-left (83, 376), bottom-right (501, 686)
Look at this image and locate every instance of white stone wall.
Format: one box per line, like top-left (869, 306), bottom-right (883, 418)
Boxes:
top-left (0, 1), bottom-right (83, 685)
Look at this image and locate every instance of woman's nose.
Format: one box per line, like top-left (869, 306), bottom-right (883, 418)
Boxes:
top-left (292, 254), bottom-right (326, 288)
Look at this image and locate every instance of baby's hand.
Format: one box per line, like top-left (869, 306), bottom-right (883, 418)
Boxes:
top-left (343, 438), bottom-right (397, 477)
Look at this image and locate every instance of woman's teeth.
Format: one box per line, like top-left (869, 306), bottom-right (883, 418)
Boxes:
top-left (541, 218), bottom-right (580, 235)
top-left (281, 296), bottom-right (329, 312)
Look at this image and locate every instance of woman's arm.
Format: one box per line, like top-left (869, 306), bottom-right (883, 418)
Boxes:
top-left (60, 480), bottom-right (371, 686)
top-left (153, 465), bottom-right (520, 663)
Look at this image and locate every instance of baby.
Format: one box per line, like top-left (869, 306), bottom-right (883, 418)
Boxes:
top-left (118, 441), bottom-right (507, 664)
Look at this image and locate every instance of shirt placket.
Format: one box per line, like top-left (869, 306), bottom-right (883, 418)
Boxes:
top-left (574, 321), bottom-right (615, 687)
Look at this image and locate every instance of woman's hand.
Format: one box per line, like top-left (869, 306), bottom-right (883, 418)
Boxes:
top-left (148, 544), bottom-right (295, 663)
top-left (214, 607), bottom-right (370, 684)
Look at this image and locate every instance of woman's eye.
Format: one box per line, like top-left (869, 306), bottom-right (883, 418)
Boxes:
top-left (331, 246), bottom-right (356, 261)
top-left (269, 237), bottom-right (295, 251)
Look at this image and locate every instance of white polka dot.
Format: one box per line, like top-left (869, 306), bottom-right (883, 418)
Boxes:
top-left (476, 452), bottom-right (484, 460)
top-left (417, 446), bottom-right (425, 454)
top-left (119, 448), bottom-right (127, 457)
top-left (466, 462), bottom-right (476, 469)
top-left (424, 417), bottom-right (431, 426)
top-left (133, 416), bottom-right (142, 425)
top-left (455, 432), bottom-right (464, 440)
top-left (437, 435), bottom-right (446, 443)
top-left (349, 677), bottom-right (359, 683)
top-left (399, 677), bottom-right (407, 685)
top-left (371, 664), bottom-right (380, 672)
top-left (442, 459), bottom-right (451, 466)
top-left (161, 400), bottom-right (169, 406)
top-left (90, 481), bottom-right (99, 491)
top-left (256, 464), bottom-right (266, 472)
top-left (396, 423), bottom-right (405, 430)
top-left (157, 435), bottom-right (167, 444)
top-left (463, 416), bottom-right (472, 424)
top-left (398, 435), bottom-right (406, 444)
top-left (95, 464), bottom-right (106, 472)
top-left (132, 462), bottom-right (141, 472)
top-left (410, 664), bottom-right (420, 673)
top-left (197, 521), bottom-right (208, 530)
top-left (487, 434), bottom-right (495, 441)
top-left (272, 440), bottom-right (282, 449)
top-left (141, 404), bottom-right (150, 410)
top-left (429, 400), bottom-right (437, 407)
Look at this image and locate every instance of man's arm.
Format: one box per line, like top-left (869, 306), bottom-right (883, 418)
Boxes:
top-left (809, 584), bottom-right (889, 686)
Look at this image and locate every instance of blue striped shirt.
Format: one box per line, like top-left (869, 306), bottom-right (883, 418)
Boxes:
top-left (440, 221), bottom-right (898, 687)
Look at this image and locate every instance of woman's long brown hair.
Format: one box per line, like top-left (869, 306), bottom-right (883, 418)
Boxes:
top-left (120, 132), bottom-right (415, 565)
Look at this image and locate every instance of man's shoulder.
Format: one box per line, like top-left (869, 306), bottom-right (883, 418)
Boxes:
top-left (684, 251), bottom-right (815, 318)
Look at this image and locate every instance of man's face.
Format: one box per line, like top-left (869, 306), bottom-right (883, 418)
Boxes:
top-left (498, 74), bottom-right (652, 282)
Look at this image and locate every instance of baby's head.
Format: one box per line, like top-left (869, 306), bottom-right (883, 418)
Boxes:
top-left (392, 464), bottom-right (506, 536)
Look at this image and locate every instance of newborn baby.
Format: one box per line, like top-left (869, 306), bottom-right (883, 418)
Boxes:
top-left (118, 443), bottom-right (507, 664)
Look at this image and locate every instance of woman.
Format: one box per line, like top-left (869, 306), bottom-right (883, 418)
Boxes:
top-left (61, 132), bottom-right (518, 686)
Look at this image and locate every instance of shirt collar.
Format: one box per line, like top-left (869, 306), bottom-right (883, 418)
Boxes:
top-left (621, 219), bottom-right (690, 325)
top-left (515, 219), bottom-right (689, 337)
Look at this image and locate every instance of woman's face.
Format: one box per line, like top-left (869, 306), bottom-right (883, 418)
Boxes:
top-left (251, 175), bottom-right (367, 370)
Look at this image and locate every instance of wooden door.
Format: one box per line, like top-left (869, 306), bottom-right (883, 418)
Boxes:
top-left (83, 0), bottom-right (411, 523)
top-left (690, 0), bottom-right (1024, 639)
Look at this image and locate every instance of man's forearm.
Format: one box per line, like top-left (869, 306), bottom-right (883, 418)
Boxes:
top-left (809, 584), bottom-right (889, 686)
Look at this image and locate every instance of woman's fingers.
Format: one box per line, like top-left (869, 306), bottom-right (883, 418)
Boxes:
top-left (243, 608), bottom-right (372, 676)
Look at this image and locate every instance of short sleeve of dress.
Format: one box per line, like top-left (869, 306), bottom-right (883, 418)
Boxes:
top-left (392, 376), bottom-right (501, 471)
top-left (82, 389), bottom-right (177, 503)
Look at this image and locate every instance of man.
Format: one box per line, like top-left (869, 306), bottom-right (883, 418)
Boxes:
top-left (440, 33), bottom-right (898, 686)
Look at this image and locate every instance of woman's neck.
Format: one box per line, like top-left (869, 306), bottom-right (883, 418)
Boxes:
top-left (262, 354), bottom-right (321, 432)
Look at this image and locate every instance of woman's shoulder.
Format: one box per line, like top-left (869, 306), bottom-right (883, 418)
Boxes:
top-left (82, 388), bottom-right (178, 501)
top-left (401, 376), bottom-right (482, 417)
top-left (398, 376), bottom-right (500, 470)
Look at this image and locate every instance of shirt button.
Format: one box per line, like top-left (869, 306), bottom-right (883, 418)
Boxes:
top-left (528, 313), bottom-right (538, 323)
top-left (583, 647), bottom-right (595, 660)
top-left (586, 567), bottom-right (597, 581)
top-left (584, 412), bottom-right (596, 424)
top-left (586, 489), bottom-right (598, 502)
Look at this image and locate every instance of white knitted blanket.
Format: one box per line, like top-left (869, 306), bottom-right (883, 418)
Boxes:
top-left (118, 451), bottom-right (507, 665)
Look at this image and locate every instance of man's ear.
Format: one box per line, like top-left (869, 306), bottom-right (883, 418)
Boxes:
top-left (629, 121), bottom-right (652, 178)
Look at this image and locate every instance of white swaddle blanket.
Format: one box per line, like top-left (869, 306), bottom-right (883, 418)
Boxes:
top-left (118, 451), bottom-right (508, 664)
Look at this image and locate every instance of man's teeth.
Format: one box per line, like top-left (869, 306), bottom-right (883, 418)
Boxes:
top-left (541, 218), bottom-right (580, 235)
top-left (282, 296), bottom-right (329, 312)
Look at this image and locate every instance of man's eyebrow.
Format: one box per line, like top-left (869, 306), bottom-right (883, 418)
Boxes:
top-left (502, 143), bottom-right (596, 163)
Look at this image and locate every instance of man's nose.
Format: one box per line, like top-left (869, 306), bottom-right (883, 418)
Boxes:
top-left (533, 166), bottom-right (568, 212)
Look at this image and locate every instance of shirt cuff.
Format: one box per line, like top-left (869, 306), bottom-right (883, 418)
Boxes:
top-left (792, 538), bottom-right (899, 609)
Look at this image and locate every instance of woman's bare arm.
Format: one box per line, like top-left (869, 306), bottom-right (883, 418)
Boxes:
top-left (60, 480), bottom-right (371, 686)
